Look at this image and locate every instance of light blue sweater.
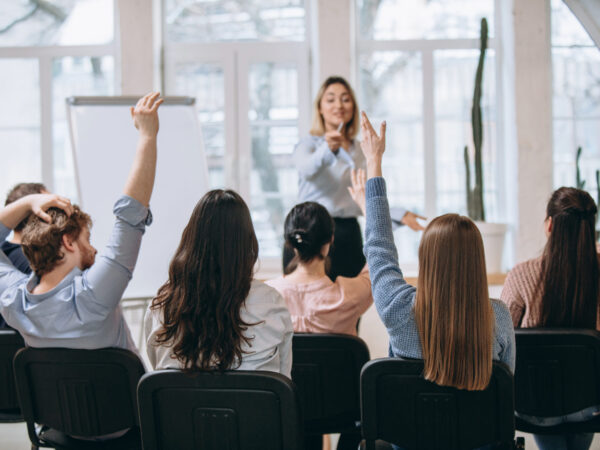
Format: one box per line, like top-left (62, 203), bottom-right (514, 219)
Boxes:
top-left (364, 177), bottom-right (515, 372)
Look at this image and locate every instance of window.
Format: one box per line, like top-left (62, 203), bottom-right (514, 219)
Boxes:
top-left (163, 0), bottom-right (310, 261)
top-left (551, 0), bottom-right (600, 199)
top-left (0, 0), bottom-right (116, 201)
top-left (356, 0), bottom-right (501, 264)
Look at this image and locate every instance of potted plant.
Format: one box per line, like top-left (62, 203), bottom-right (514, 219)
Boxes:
top-left (464, 17), bottom-right (508, 274)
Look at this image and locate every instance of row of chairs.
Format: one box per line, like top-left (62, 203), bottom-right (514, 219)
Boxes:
top-left (2, 329), bottom-right (600, 449)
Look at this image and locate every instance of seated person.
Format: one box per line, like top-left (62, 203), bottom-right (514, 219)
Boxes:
top-left (501, 187), bottom-right (599, 450)
top-left (0, 92), bottom-right (163, 352)
top-left (2, 183), bottom-right (48, 274)
top-left (0, 183), bottom-right (48, 329)
top-left (267, 175), bottom-right (372, 336)
top-left (145, 189), bottom-right (293, 377)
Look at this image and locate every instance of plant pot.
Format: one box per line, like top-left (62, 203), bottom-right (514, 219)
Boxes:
top-left (475, 222), bottom-right (508, 274)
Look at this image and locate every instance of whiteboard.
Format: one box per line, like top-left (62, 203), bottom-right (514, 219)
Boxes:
top-left (67, 96), bottom-right (209, 298)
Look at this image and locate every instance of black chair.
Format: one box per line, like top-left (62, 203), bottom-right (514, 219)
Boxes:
top-left (291, 333), bottom-right (370, 449)
top-left (13, 347), bottom-right (144, 450)
top-left (360, 358), bottom-right (522, 450)
top-left (0, 329), bottom-right (24, 422)
top-left (514, 328), bottom-right (600, 435)
top-left (137, 369), bottom-right (304, 450)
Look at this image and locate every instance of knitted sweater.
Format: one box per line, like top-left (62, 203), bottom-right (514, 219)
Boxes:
top-left (364, 177), bottom-right (515, 372)
top-left (501, 256), bottom-right (600, 329)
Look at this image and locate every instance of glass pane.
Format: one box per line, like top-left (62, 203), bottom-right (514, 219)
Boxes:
top-left (0, 59), bottom-right (41, 201)
top-left (53, 56), bottom-right (115, 200)
top-left (165, 0), bottom-right (305, 43)
top-left (0, 0), bottom-right (114, 47)
top-left (552, 0), bottom-right (600, 194)
top-left (551, 0), bottom-right (595, 47)
top-left (435, 49), bottom-right (498, 221)
top-left (249, 63), bottom-right (299, 257)
top-left (359, 51), bottom-right (423, 262)
top-left (172, 63), bottom-right (225, 159)
top-left (357, 0), bottom-right (494, 41)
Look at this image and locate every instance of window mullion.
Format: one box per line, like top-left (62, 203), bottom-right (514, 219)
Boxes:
top-left (40, 56), bottom-right (54, 192)
top-left (422, 49), bottom-right (437, 217)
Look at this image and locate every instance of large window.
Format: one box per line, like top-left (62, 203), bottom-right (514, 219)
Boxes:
top-left (552, 0), bottom-right (600, 200)
top-left (356, 0), bottom-right (501, 264)
top-left (163, 0), bottom-right (310, 260)
top-left (0, 0), bottom-right (116, 201)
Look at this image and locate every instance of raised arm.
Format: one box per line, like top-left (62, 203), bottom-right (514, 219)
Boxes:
top-left (123, 92), bottom-right (164, 206)
top-left (360, 112), bottom-right (416, 328)
top-left (82, 93), bottom-right (163, 312)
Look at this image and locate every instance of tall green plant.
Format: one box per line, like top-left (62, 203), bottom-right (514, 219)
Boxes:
top-left (576, 146), bottom-right (586, 189)
top-left (465, 17), bottom-right (488, 222)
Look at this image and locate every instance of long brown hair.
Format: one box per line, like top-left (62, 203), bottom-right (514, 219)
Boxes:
top-left (414, 214), bottom-right (493, 391)
top-left (309, 76), bottom-right (360, 139)
top-left (152, 190), bottom-right (259, 371)
top-left (539, 187), bottom-right (599, 328)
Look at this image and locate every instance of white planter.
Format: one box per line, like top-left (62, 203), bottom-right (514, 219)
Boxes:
top-left (475, 222), bottom-right (508, 274)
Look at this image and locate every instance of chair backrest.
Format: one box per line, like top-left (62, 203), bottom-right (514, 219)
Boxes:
top-left (291, 333), bottom-right (370, 433)
top-left (13, 347), bottom-right (145, 440)
top-left (0, 330), bottom-right (24, 413)
top-left (361, 358), bottom-right (515, 450)
top-left (514, 328), bottom-right (600, 417)
top-left (137, 369), bottom-right (303, 450)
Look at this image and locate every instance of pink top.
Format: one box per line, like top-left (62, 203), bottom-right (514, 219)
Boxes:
top-left (500, 256), bottom-right (600, 329)
top-left (266, 265), bottom-right (373, 336)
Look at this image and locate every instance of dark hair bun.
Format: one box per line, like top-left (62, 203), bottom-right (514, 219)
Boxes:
top-left (284, 202), bottom-right (334, 264)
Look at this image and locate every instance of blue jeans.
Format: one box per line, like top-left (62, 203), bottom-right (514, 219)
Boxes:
top-left (518, 405), bottom-right (600, 450)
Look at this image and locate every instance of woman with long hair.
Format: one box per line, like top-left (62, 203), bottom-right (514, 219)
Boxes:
top-left (267, 192), bottom-right (372, 336)
top-left (145, 189), bottom-right (293, 376)
top-left (501, 187), bottom-right (599, 450)
top-left (286, 75), bottom-right (424, 281)
top-left (359, 110), bottom-right (515, 392)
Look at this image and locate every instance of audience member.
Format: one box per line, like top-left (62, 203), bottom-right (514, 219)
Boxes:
top-left (267, 179), bottom-right (372, 336)
top-left (360, 110), bottom-right (515, 384)
top-left (501, 186), bottom-right (599, 450)
top-left (0, 92), bottom-right (163, 352)
top-left (145, 189), bottom-right (293, 377)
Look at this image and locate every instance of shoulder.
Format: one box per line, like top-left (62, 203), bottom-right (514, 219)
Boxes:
top-left (491, 299), bottom-right (514, 332)
top-left (247, 280), bottom-right (287, 307)
top-left (508, 256), bottom-right (542, 278)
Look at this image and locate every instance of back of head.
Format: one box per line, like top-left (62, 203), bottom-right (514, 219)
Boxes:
top-left (283, 201), bottom-right (334, 275)
top-left (415, 213), bottom-right (493, 391)
top-left (539, 187), bottom-right (599, 328)
top-left (21, 206), bottom-right (92, 277)
top-left (5, 182), bottom-right (47, 232)
top-left (152, 189), bottom-right (259, 371)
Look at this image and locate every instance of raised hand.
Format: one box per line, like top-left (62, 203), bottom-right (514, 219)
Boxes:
top-left (360, 111), bottom-right (386, 178)
top-left (130, 92), bottom-right (164, 137)
top-left (348, 168), bottom-right (367, 215)
top-left (360, 111), bottom-right (386, 162)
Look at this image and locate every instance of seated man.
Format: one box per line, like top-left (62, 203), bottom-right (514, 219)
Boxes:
top-left (0, 92), bottom-right (163, 352)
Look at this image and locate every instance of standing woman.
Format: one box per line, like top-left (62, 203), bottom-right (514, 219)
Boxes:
top-left (288, 76), bottom-right (424, 280)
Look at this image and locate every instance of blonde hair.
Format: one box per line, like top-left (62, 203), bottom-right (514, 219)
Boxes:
top-left (310, 76), bottom-right (360, 139)
top-left (414, 214), bottom-right (493, 391)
